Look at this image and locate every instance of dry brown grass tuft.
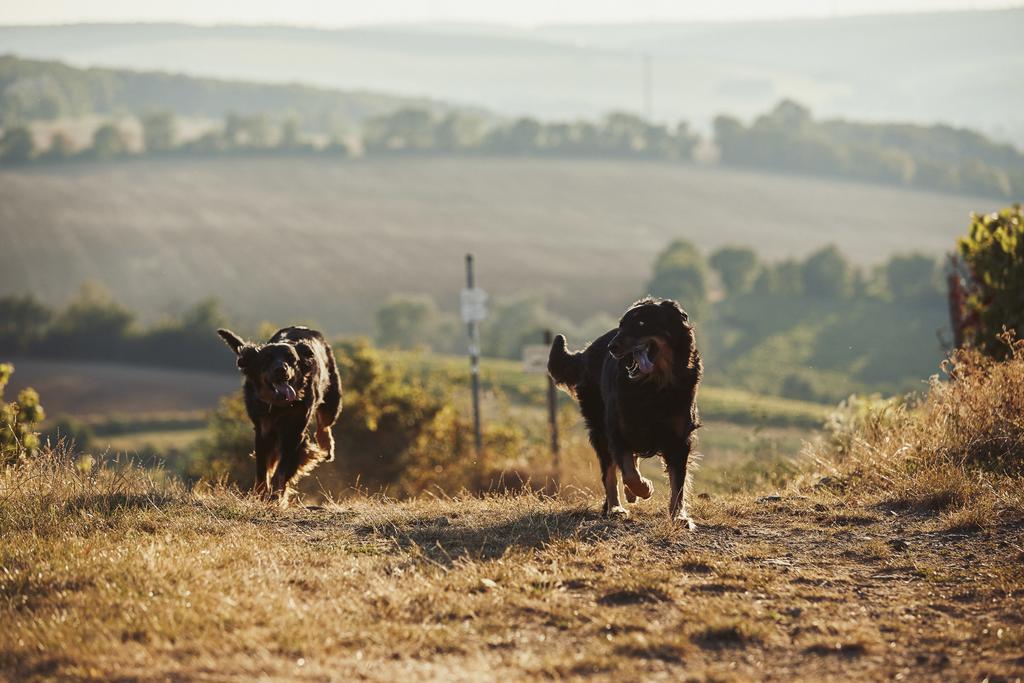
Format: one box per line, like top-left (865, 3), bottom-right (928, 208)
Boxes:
top-left (806, 341), bottom-right (1024, 525)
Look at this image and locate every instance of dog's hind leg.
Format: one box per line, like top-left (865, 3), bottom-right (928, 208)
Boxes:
top-left (591, 434), bottom-right (627, 518)
top-left (314, 408), bottom-right (336, 463)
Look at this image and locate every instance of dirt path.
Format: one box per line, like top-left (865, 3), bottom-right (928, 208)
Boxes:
top-left (2, 482), bottom-right (1022, 682)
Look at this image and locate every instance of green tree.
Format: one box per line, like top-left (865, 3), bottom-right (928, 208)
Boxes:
top-left (801, 245), bottom-right (852, 299)
top-left (0, 294), bottom-right (52, 352)
top-left (278, 118), bottom-right (301, 150)
top-left (364, 108), bottom-right (436, 153)
top-left (90, 123), bottom-right (128, 159)
top-left (710, 246), bottom-right (760, 296)
top-left (646, 239), bottom-right (708, 315)
top-left (0, 363), bottom-right (46, 463)
top-left (43, 282), bottom-right (135, 358)
top-left (141, 111), bottom-right (177, 153)
top-left (41, 131), bottom-right (75, 160)
top-left (956, 205), bottom-right (1024, 357)
top-left (375, 294), bottom-right (442, 350)
top-left (885, 253), bottom-right (939, 302)
top-left (0, 125), bottom-right (35, 163)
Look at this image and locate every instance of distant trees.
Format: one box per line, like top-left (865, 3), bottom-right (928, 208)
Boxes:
top-left (0, 126), bottom-right (35, 163)
top-left (141, 111), bottom-right (176, 153)
top-left (710, 246), bottom-right (759, 296)
top-left (801, 246), bottom-right (853, 299)
top-left (375, 294), bottom-right (454, 351)
top-left (90, 123), bottom-right (128, 159)
top-left (715, 100), bottom-right (1024, 200)
top-left (646, 240), bottom-right (709, 316)
top-left (885, 254), bottom-right (939, 302)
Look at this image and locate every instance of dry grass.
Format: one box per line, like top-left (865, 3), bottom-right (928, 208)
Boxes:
top-left (806, 342), bottom-right (1024, 530)
top-left (2, 447), bottom-right (1022, 682)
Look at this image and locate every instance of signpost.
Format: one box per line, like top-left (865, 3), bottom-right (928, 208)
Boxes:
top-left (461, 255), bottom-right (486, 456)
top-left (524, 330), bottom-right (560, 480)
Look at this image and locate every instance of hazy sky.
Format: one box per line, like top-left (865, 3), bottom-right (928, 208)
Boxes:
top-left (0, 0), bottom-right (1018, 27)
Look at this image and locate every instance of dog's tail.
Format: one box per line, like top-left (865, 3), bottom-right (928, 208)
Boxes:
top-left (548, 334), bottom-right (584, 391)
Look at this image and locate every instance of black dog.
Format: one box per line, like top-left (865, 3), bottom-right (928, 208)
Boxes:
top-left (217, 326), bottom-right (342, 504)
top-left (548, 298), bottom-right (702, 526)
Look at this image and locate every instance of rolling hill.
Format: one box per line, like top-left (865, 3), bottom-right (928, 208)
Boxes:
top-left (0, 54), bottom-right (471, 134)
top-left (0, 157), bottom-right (1000, 332)
top-left (1, 10), bottom-right (1022, 143)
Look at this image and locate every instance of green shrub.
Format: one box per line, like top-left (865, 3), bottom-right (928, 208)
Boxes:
top-left (956, 205), bottom-right (1024, 358)
top-left (0, 363), bottom-right (46, 463)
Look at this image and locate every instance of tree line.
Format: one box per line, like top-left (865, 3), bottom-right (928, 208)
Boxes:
top-left (4, 85), bottom-right (1024, 200)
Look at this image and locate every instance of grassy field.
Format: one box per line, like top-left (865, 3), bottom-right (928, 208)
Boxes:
top-left (0, 158), bottom-right (1000, 331)
top-left (1, 451), bottom-right (1021, 682)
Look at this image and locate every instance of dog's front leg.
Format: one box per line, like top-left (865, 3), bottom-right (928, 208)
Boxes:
top-left (253, 423), bottom-right (274, 498)
top-left (620, 454), bottom-right (653, 502)
top-left (269, 410), bottom-right (314, 506)
top-left (664, 433), bottom-right (696, 530)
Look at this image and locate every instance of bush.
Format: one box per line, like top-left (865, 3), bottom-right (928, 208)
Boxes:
top-left (0, 363), bottom-right (46, 463)
top-left (956, 205), bottom-right (1024, 358)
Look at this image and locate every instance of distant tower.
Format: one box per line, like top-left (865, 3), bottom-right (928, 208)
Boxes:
top-left (642, 53), bottom-right (653, 120)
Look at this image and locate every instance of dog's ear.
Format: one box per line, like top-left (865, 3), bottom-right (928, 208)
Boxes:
top-left (236, 346), bottom-right (258, 371)
top-left (217, 328), bottom-right (247, 354)
top-left (218, 329), bottom-right (259, 370)
top-left (295, 340), bottom-right (318, 371)
top-left (659, 299), bottom-right (692, 334)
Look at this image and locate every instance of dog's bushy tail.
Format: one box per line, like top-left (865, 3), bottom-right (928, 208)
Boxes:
top-left (548, 334), bottom-right (584, 390)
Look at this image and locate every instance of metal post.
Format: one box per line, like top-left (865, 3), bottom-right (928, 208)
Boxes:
top-left (543, 329), bottom-right (560, 478)
top-left (466, 254), bottom-right (483, 456)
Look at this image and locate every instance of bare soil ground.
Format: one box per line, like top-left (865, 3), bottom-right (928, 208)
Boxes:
top-left (2, 463), bottom-right (1021, 682)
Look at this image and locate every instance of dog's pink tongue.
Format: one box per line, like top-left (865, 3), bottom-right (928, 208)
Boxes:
top-left (636, 350), bottom-right (654, 375)
top-left (276, 382), bottom-right (297, 402)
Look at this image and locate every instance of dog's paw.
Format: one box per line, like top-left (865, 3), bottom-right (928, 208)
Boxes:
top-left (624, 475), bottom-right (654, 500)
top-left (672, 515), bottom-right (697, 531)
top-left (605, 505), bottom-right (631, 519)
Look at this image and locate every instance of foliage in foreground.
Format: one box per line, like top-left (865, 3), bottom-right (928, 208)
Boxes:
top-left (0, 362), bottom-right (44, 463)
top-left (809, 339), bottom-right (1024, 527)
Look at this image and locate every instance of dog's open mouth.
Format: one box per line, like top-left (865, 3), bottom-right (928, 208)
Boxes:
top-left (273, 381), bottom-right (297, 402)
top-left (625, 342), bottom-right (656, 380)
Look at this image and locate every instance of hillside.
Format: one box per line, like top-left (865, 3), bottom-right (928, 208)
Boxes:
top-left (1, 452), bottom-right (1021, 681)
top-left (0, 54), bottom-right (469, 133)
top-left (1, 10), bottom-right (1022, 143)
top-left (0, 157), bottom-right (999, 331)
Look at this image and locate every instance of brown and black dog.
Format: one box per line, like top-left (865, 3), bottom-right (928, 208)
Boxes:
top-left (548, 298), bottom-right (702, 527)
top-left (217, 326), bottom-right (342, 505)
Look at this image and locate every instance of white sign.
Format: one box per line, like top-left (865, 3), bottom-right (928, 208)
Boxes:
top-left (460, 287), bottom-right (488, 323)
top-left (522, 344), bottom-right (550, 374)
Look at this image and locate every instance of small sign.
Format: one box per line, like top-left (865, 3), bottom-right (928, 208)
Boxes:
top-left (522, 344), bottom-right (550, 374)
top-left (460, 287), bottom-right (488, 323)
